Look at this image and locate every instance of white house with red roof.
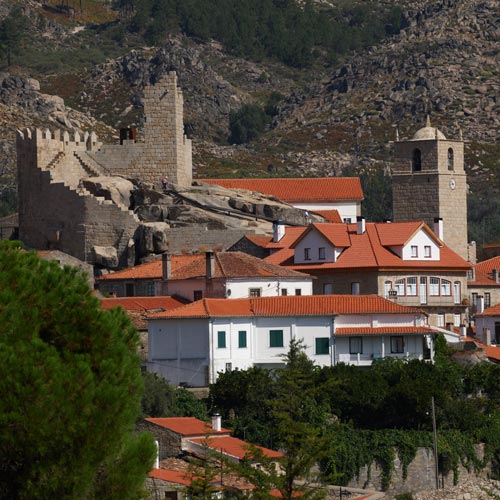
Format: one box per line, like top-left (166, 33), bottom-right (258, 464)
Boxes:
top-left (199, 177), bottom-right (363, 223)
top-left (264, 218), bottom-right (471, 328)
top-left (98, 251), bottom-right (313, 301)
top-left (146, 295), bottom-right (433, 387)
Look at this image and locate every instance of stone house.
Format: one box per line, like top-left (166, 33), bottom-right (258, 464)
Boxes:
top-left (467, 255), bottom-right (500, 315)
top-left (199, 177), bottom-right (363, 223)
top-left (146, 294), bottom-right (433, 387)
top-left (263, 218), bottom-right (471, 329)
top-left (97, 251), bottom-right (314, 301)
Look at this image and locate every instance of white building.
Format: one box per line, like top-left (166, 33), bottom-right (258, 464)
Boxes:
top-left (147, 294), bottom-right (434, 387)
top-left (199, 177), bottom-right (364, 223)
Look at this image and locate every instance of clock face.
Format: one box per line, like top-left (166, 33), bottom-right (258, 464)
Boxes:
top-left (449, 178), bottom-right (456, 190)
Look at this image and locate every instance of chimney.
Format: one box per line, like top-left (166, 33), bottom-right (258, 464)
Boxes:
top-left (206, 251), bottom-right (215, 279)
top-left (477, 295), bottom-right (485, 314)
top-left (162, 253), bottom-right (171, 280)
top-left (434, 217), bottom-right (443, 240)
top-left (483, 328), bottom-right (491, 346)
top-left (356, 216), bottom-right (366, 235)
top-left (273, 220), bottom-right (285, 242)
top-left (211, 414), bottom-right (221, 432)
top-left (459, 324), bottom-right (467, 337)
top-left (154, 440), bottom-right (159, 469)
top-left (493, 268), bottom-right (499, 283)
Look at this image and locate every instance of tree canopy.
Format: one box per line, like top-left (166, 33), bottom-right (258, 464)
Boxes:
top-left (0, 242), bottom-right (155, 499)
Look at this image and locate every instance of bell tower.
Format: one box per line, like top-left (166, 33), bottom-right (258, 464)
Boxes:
top-left (392, 117), bottom-right (468, 260)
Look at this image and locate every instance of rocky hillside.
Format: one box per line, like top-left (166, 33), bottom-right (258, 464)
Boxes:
top-left (0, 0), bottom-right (498, 240)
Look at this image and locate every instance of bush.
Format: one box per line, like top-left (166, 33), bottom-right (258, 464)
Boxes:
top-left (228, 104), bottom-right (268, 144)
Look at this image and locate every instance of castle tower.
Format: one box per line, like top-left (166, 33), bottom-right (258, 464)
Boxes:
top-left (141, 72), bottom-right (192, 187)
top-left (392, 118), bottom-right (468, 260)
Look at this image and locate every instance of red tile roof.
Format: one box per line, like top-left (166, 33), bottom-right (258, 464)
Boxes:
top-left (149, 468), bottom-right (194, 486)
top-left (98, 252), bottom-right (309, 282)
top-left (199, 177), bottom-right (364, 203)
top-left (476, 303), bottom-right (500, 316)
top-left (376, 221), bottom-right (440, 247)
top-left (312, 210), bottom-right (343, 223)
top-left (265, 227), bottom-right (305, 250)
top-left (469, 256), bottom-right (500, 286)
top-left (148, 294), bottom-right (424, 320)
top-left (188, 436), bottom-right (282, 460)
top-left (335, 327), bottom-right (435, 336)
top-left (146, 417), bottom-right (231, 436)
top-left (291, 223), bottom-right (351, 249)
top-left (100, 296), bottom-right (188, 311)
top-left (265, 222), bottom-right (470, 272)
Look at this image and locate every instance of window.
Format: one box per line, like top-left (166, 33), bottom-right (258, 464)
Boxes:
top-left (485, 293), bottom-right (491, 308)
top-left (453, 282), bottom-right (461, 304)
top-left (193, 290), bottom-right (203, 301)
top-left (437, 314), bottom-right (445, 327)
top-left (225, 362), bottom-right (232, 372)
top-left (424, 246), bottom-right (432, 258)
top-left (125, 283), bottom-right (135, 296)
top-left (411, 245), bottom-right (418, 258)
top-left (349, 337), bottom-right (363, 354)
top-left (394, 279), bottom-right (405, 296)
top-left (318, 247), bottom-right (326, 260)
top-left (238, 331), bottom-right (247, 348)
top-left (447, 148), bottom-right (454, 170)
top-left (146, 283), bottom-right (155, 296)
top-left (406, 277), bottom-right (417, 296)
top-left (384, 280), bottom-right (392, 298)
top-left (454, 314), bottom-right (461, 327)
top-left (441, 279), bottom-right (451, 296)
top-left (315, 337), bottom-right (329, 355)
top-left (249, 288), bottom-right (261, 297)
top-left (295, 289), bottom-right (302, 296)
top-left (351, 282), bottom-right (360, 295)
top-left (281, 288), bottom-right (288, 296)
top-left (270, 330), bottom-right (284, 348)
top-left (343, 218), bottom-right (352, 224)
top-left (390, 336), bottom-right (404, 353)
top-left (467, 269), bottom-right (474, 281)
top-left (472, 293), bottom-right (478, 306)
top-left (304, 248), bottom-right (311, 260)
top-left (412, 148), bottom-right (422, 171)
top-left (217, 331), bottom-right (226, 349)
top-left (323, 283), bottom-right (334, 294)
top-left (420, 277), bottom-right (427, 304)
top-left (430, 277), bottom-right (440, 296)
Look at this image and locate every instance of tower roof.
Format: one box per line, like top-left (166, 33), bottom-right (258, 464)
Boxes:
top-left (411, 116), bottom-right (446, 140)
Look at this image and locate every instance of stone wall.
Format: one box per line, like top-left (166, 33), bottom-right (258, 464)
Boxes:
top-left (136, 420), bottom-right (183, 460)
top-left (347, 445), bottom-right (490, 499)
top-left (166, 227), bottom-right (249, 254)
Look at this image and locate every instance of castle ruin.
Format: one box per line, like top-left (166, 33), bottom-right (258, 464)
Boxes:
top-left (17, 72), bottom-right (193, 268)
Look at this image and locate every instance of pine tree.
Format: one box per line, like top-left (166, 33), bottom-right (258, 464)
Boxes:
top-left (0, 242), bottom-right (155, 499)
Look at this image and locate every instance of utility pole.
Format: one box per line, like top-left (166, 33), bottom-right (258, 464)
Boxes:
top-left (431, 396), bottom-right (439, 489)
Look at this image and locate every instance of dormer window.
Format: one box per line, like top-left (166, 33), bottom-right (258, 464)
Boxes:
top-left (412, 149), bottom-right (422, 172)
top-left (447, 148), bottom-right (454, 170)
top-left (318, 247), bottom-right (326, 260)
top-left (304, 248), bottom-right (311, 260)
top-left (411, 245), bottom-right (418, 258)
top-left (424, 246), bottom-right (431, 258)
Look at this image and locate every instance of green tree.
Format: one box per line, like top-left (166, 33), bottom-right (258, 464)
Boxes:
top-left (0, 7), bottom-right (29, 66)
top-left (0, 242), bottom-right (155, 499)
top-left (228, 104), bottom-right (268, 144)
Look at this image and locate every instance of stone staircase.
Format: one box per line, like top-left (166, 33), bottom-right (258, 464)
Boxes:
top-left (73, 151), bottom-right (112, 177)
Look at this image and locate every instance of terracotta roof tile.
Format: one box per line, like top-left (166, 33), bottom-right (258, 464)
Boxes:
top-left (375, 221), bottom-right (437, 247)
top-left (148, 295), bottom-right (424, 320)
top-left (265, 222), bottom-right (470, 271)
top-left (199, 177), bottom-right (364, 203)
top-left (312, 210), bottom-right (343, 223)
top-left (100, 296), bottom-right (188, 311)
top-left (188, 436), bottom-right (282, 460)
top-left (469, 256), bottom-right (500, 286)
top-left (476, 303), bottom-right (500, 316)
top-left (145, 417), bottom-right (231, 436)
top-left (99, 252), bottom-right (309, 282)
top-left (149, 468), bottom-right (193, 486)
top-left (245, 234), bottom-right (274, 247)
top-left (291, 224), bottom-right (351, 249)
top-left (265, 227), bottom-right (305, 249)
top-left (335, 327), bottom-right (436, 336)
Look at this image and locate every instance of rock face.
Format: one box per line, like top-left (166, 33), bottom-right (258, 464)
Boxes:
top-left (81, 177), bottom-right (135, 208)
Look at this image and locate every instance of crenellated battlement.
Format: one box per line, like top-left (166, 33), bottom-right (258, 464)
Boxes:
top-left (16, 127), bottom-right (101, 152)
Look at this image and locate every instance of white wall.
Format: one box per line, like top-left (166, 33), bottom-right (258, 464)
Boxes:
top-left (226, 278), bottom-right (313, 298)
top-left (400, 230), bottom-right (441, 261)
top-left (293, 201), bottom-right (359, 222)
top-left (294, 230), bottom-right (342, 265)
top-left (475, 315), bottom-right (499, 345)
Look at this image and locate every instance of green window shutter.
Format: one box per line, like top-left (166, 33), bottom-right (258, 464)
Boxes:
top-left (238, 331), bottom-right (247, 348)
top-left (269, 330), bottom-right (283, 347)
top-left (315, 337), bottom-right (329, 355)
top-left (217, 331), bottom-right (226, 348)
